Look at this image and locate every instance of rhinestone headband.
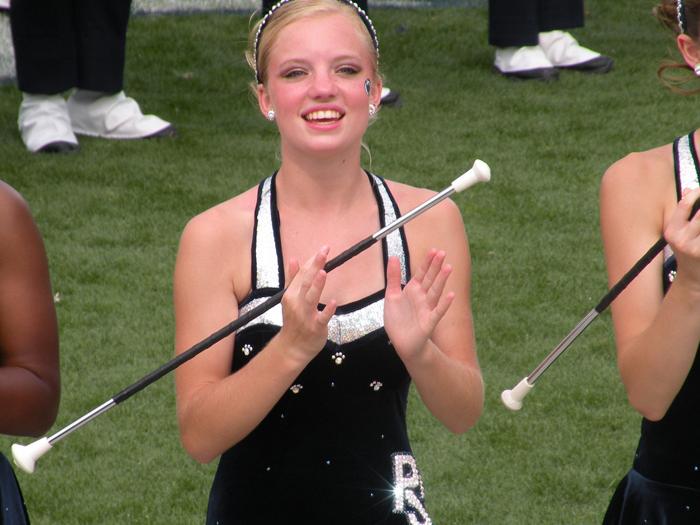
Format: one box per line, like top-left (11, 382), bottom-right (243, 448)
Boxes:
top-left (253, 0), bottom-right (380, 83)
top-left (678, 0), bottom-right (688, 34)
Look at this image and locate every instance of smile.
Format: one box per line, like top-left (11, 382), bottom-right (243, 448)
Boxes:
top-left (303, 109), bottom-right (343, 122)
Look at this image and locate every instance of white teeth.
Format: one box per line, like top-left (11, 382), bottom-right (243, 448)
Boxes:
top-left (305, 110), bottom-right (341, 121)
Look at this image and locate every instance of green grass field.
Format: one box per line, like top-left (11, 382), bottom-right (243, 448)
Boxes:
top-left (1, 1), bottom-right (697, 523)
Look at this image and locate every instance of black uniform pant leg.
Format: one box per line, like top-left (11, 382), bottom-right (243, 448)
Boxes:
top-left (488, 0), bottom-right (584, 47)
top-left (10, 0), bottom-right (131, 94)
top-left (74, 0), bottom-right (132, 93)
top-left (10, 0), bottom-right (77, 94)
top-left (538, 0), bottom-right (584, 32)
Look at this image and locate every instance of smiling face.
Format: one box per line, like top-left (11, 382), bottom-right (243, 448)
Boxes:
top-left (256, 9), bottom-right (382, 159)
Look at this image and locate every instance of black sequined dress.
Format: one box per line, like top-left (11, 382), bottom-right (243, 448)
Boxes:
top-left (206, 173), bottom-right (434, 525)
top-left (603, 132), bottom-right (700, 524)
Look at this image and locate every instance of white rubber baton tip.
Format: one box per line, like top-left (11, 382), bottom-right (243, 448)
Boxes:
top-left (501, 377), bottom-right (533, 411)
top-left (12, 438), bottom-right (52, 474)
top-left (452, 159), bottom-right (491, 193)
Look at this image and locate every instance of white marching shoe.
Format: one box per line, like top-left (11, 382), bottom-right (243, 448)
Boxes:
top-left (18, 94), bottom-right (79, 153)
top-left (66, 90), bottom-right (174, 139)
top-left (493, 45), bottom-right (558, 80)
top-left (538, 30), bottom-right (613, 73)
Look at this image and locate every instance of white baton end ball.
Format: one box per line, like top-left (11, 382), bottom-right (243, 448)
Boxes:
top-left (501, 377), bottom-right (533, 411)
top-left (451, 159), bottom-right (491, 193)
top-left (12, 438), bottom-right (52, 474)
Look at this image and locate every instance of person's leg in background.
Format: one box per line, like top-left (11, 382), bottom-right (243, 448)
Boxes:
top-left (10, 0), bottom-right (173, 154)
top-left (537, 0), bottom-right (613, 73)
top-left (11, 0), bottom-right (81, 152)
top-left (65, 0), bottom-right (174, 141)
top-left (489, 0), bottom-right (613, 80)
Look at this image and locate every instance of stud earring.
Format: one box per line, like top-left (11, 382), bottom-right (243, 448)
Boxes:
top-left (266, 109), bottom-right (276, 121)
top-left (368, 104), bottom-right (377, 117)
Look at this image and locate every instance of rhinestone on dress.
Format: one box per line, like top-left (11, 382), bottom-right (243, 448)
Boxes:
top-left (392, 453), bottom-right (432, 524)
top-left (242, 344), bottom-right (253, 356)
top-left (370, 381), bottom-right (383, 391)
top-left (332, 352), bottom-right (346, 365)
top-left (290, 384), bottom-right (303, 394)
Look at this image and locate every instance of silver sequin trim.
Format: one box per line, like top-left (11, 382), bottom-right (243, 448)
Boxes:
top-left (255, 177), bottom-right (280, 289)
top-left (327, 298), bottom-right (384, 344)
top-left (239, 300), bottom-right (283, 331)
top-left (239, 296), bottom-right (385, 345)
top-left (667, 135), bottom-right (700, 264)
top-left (371, 174), bottom-right (407, 285)
top-left (677, 134), bottom-right (699, 193)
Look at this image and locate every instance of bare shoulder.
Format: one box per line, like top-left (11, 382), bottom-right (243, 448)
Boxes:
top-left (602, 144), bottom-right (673, 202)
top-left (180, 186), bottom-right (258, 250)
top-left (384, 179), bottom-right (464, 228)
top-left (383, 179), bottom-right (466, 261)
top-left (0, 181), bottom-right (31, 226)
top-left (601, 143), bottom-right (677, 234)
top-left (0, 181), bottom-right (39, 253)
top-left (176, 185), bottom-right (260, 302)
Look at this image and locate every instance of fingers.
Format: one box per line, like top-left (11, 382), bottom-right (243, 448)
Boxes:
top-left (285, 246), bottom-right (335, 320)
top-left (411, 248), bottom-right (437, 284)
top-left (280, 246), bottom-right (334, 359)
top-left (432, 290), bottom-right (456, 322)
top-left (426, 261), bottom-right (452, 308)
top-left (416, 250), bottom-right (451, 304)
top-left (421, 251), bottom-right (442, 289)
top-left (290, 246), bottom-right (330, 296)
top-left (287, 258), bottom-right (300, 283)
top-left (405, 249), bottom-right (454, 312)
top-left (318, 299), bottom-right (337, 325)
top-left (680, 187), bottom-right (700, 218)
top-left (666, 188), bottom-right (700, 249)
top-left (386, 256), bottom-right (402, 295)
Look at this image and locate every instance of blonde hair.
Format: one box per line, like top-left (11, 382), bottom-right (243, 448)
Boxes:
top-left (246, 0), bottom-right (380, 89)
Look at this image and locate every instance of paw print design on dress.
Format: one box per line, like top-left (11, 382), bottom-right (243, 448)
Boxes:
top-left (290, 384), bottom-right (303, 394)
top-left (332, 352), bottom-right (346, 365)
top-left (370, 380), bottom-right (383, 391)
top-left (241, 343), bottom-right (253, 357)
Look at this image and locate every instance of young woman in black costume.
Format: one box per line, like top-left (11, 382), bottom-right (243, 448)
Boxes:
top-left (173, 1), bottom-right (484, 522)
top-left (601, 1), bottom-right (700, 522)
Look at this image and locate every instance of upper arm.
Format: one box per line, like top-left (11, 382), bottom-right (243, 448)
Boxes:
top-left (599, 151), bottom-right (672, 350)
top-left (0, 183), bottom-right (60, 427)
top-left (173, 207), bottom-right (249, 417)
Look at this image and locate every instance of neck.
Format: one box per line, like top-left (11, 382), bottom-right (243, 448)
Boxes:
top-left (275, 153), bottom-right (370, 215)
